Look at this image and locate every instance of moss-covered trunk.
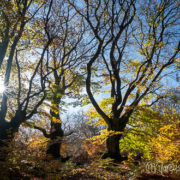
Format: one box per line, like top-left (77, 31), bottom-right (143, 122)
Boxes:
top-left (46, 97), bottom-right (64, 159)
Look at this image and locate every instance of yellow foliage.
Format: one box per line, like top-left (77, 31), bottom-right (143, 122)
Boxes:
top-left (86, 97), bottom-right (115, 126)
top-left (51, 104), bottom-right (59, 114)
top-left (150, 121), bottom-right (180, 163)
top-left (87, 129), bottom-right (123, 145)
top-left (52, 116), bottom-right (61, 124)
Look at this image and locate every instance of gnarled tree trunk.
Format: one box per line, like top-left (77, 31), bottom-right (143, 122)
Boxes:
top-left (102, 134), bottom-right (122, 160)
top-left (102, 118), bottom-right (128, 161)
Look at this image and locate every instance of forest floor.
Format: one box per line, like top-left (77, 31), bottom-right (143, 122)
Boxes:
top-left (1, 159), bottom-right (180, 180)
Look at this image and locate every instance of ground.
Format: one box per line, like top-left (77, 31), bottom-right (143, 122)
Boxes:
top-left (1, 158), bottom-right (180, 180)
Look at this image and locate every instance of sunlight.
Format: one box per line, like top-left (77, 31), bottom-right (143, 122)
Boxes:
top-left (0, 77), bottom-right (5, 93)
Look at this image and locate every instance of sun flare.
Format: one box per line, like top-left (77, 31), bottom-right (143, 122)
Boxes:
top-left (0, 78), bottom-right (5, 93)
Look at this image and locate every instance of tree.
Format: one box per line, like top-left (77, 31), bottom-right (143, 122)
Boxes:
top-left (0, 0), bottom-right (46, 120)
top-left (0, 0), bottom-right (55, 160)
top-left (24, 0), bottom-right (88, 159)
top-left (69, 0), bottom-right (180, 160)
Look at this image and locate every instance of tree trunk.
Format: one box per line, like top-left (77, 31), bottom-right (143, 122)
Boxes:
top-left (0, 111), bottom-right (26, 161)
top-left (46, 121), bottom-right (64, 159)
top-left (0, 121), bottom-right (11, 161)
top-left (102, 117), bottom-right (128, 161)
top-left (0, 39), bottom-right (9, 68)
top-left (47, 141), bottom-right (61, 159)
top-left (46, 97), bottom-right (64, 159)
top-left (102, 134), bottom-right (123, 161)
